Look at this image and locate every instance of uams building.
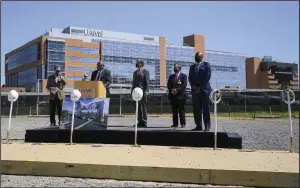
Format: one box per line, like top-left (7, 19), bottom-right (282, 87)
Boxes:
top-left (4, 26), bottom-right (297, 92)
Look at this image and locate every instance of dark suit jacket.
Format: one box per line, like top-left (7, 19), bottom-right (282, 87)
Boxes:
top-left (131, 68), bottom-right (150, 94)
top-left (90, 68), bottom-right (111, 90)
top-left (188, 61), bottom-right (212, 94)
top-left (46, 74), bottom-right (66, 100)
top-left (167, 73), bottom-right (187, 100)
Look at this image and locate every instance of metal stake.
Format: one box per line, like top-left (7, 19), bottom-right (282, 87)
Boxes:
top-left (214, 93), bottom-right (218, 150)
top-left (287, 91), bottom-right (294, 153)
top-left (6, 102), bottom-right (14, 143)
top-left (134, 101), bottom-right (138, 146)
top-left (70, 102), bottom-right (76, 144)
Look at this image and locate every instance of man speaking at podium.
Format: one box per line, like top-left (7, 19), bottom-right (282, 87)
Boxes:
top-left (46, 65), bottom-right (66, 127)
top-left (189, 52), bottom-right (212, 131)
top-left (132, 59), bottom-right (150, 127)
top-left (90, 61), bottom-right (112, 97)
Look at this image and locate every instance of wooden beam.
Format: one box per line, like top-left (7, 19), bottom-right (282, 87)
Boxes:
top-left (1, 143), bottom-right (299, 188)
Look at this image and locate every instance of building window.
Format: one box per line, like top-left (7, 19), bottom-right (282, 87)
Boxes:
top-left (7, 43), bottom-right (41, 71)
top-left (46, 40), bottom-right (66, 77)
top-left (67, 57), bottom-right (99, 64)
top-left (18, 67), bottom-right (37, 91)
top-left (101, 40), bottom-right (160, 87)
top-left (206, 52), bottom-right (246, 89)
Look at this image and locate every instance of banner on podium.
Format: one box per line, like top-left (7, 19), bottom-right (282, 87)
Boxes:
top-left (60, 96), bottom-right (110, 130)
top-left (78, 88), bottom-right (96, 98)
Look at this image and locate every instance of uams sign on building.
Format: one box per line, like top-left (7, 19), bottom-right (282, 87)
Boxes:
top-left (84, 29), bottom-right (103, 37)
top-left (69, 26), bottom-right (159, 43)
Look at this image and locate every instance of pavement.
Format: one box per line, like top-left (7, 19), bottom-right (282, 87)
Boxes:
top-left (1, 116), bottom-right (299, 152)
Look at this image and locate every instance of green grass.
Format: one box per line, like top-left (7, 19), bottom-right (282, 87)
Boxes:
top-left (149, 111), bottom-right (299, 119)
top-left (217, 111), bottom-right (298, 118)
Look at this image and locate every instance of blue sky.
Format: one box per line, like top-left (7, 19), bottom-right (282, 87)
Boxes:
top-left (1, 1), bottom-right (299, 85)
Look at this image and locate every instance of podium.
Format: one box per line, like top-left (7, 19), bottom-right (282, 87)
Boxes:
top-left (74, 81), bottom-right (106, 98)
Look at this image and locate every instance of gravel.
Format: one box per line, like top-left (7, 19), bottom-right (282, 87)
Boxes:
top-left (1, 116), bottom-right (298, 152)
top-left (0, 175), bottom-right (247, 187)
top-left (1, 116), bottom-right (298, 187)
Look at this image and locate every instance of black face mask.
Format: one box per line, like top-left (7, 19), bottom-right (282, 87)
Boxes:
top-left (55, 71), bottom-right (61, 75)
top-left (174, 68), bottom-right (180, 73)
top-left (195, 57), bottom-right (202, 63)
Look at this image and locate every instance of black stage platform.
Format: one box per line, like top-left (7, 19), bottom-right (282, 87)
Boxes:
top-left (25, 126), bottom-right (242, 149)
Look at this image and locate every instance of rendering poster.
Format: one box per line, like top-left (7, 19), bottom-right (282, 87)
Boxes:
top-left (60, 96), bottom-right (110, 130)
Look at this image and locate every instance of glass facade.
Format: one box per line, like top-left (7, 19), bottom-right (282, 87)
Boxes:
top-left (206, 51), bottom-right (246, 89)
top-left (166, 47), bottom-right (246, 89)
top-left (68, 46), bottom-right (99, 55)
top-left (101, 40), bottom-right (160, 86)
top-left (18, 67), bottom-right (37, 90)
top-left (6, 73), bottom-right (18, 87)
top-left (7, 43), bottom-right (40, 71)
top-left (46, 39), bottom-right (66, 77)
top-left (166, 46), bottom-right (195, 88)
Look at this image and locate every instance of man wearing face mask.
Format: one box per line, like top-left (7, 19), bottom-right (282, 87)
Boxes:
top-left (188, 52), bottom-right (212, 131)
top-left (132, 59), bottom-right (150, 127)
top-left (46, 65), bottom-right (66, 126)
top-left (167, 64), bottom-right (187, 128)
top-left (90, 61), bottom-right (112, 97)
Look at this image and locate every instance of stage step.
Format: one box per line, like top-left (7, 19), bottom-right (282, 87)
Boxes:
top-left (25, 126), bottom-right (242, 149)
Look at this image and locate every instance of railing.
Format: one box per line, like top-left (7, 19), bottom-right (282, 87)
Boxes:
top-left (1, 89), bottom-right (299, 117)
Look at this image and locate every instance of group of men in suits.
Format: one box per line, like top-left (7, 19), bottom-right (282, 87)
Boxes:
top-left (167, 52), bottom-right (212, 131)
top-left (47, 52), bottom-right (212, 131)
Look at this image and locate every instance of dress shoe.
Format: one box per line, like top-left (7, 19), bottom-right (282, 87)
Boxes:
top-left (181, 124), bottom-right (186, 128)
top-left (133, 123), bottom-right (147, 128)
top-left (192, 127), bottom-right (202, 131)
top-left (171, 124), bottom-right (178, 128)
top-left (204, 128), bottom-right (210, 132)
top-left (50, 123), bottom-right (55, 127)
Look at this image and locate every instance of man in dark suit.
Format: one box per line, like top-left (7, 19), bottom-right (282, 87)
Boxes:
top-left (167, 63), bottom-right (187, 128)
top-left (188, 52), bottom-right (212, 131)
top-left (46, 65), bottom-right (66, 126)
top-left (90, 61), bottom-right (112, 97)
top-left (132, 59), bottom-right (150, 127)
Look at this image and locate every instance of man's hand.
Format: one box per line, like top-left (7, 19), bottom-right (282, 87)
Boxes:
top-left (144, 91), bottom-right (149, 96)
top-left (194, 86), bottom-right (201, 94)
top-left (171, 89), bottom-right (177, 95)
top-left (50, 87), bottom-right (59, 94)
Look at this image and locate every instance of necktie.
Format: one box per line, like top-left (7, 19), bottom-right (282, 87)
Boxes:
top-left (174, 74), bottom-right (179, 84)
top-left (96, 70), bottom-right (101, 81)
top-left (195, 63), bottom-right (201, 74)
